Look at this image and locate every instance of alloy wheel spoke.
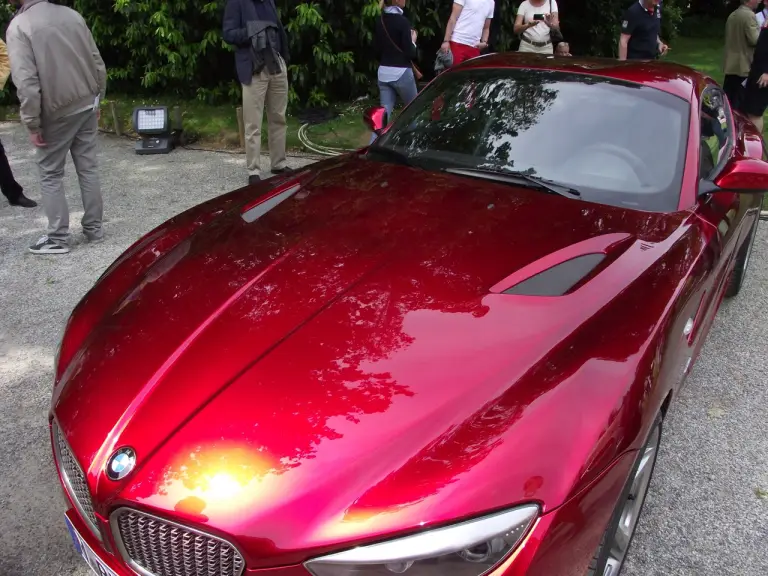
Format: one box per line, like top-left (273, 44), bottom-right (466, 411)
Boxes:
top-left (603, 557), bottom-right (621, 576)
top-left (604, 425), bottom-right (661, 575)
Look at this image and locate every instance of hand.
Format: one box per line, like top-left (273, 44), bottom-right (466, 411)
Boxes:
top-left (476, 40), bottom-right (488, 50)
top-left (411, 29), bottom-right (418, 43)
top-left (543, 13), bottom-right (555, 27)
top-left (658, 42), bottom-right (669, 56)
top-left (29, 132), bottom-right (46, 147)
top-left (758, 73), bottom-right (768, 88)
top-left (441, 41), bottom-right (451, 53)
top-left (528, 20), bottom-right (539, 28)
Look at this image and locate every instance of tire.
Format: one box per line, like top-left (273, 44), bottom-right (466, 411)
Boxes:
top-left (725, 217), bottom-right (759, 298)
top-left (586, 415), bottom-right (662, 576)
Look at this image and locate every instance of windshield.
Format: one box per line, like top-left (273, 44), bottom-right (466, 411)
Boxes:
top-left (373, 69), bottom-right (691, 212)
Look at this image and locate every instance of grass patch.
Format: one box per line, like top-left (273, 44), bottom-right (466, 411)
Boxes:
top-left (669, 36), bottom-right (768, 208)
top-left (99, 95), bottom-right (374, 152)
top-left (1, 95), bottom-right (374, 153)
top-left (666, 36), bottom-right (724, 83)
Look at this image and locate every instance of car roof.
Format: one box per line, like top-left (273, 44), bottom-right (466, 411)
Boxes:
top-left (456, 52), bottom-right (705, 102)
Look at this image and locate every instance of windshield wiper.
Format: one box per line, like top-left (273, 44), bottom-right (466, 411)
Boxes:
top-left (366, 144), bottom-right (412, 166)
top-left (444, 167), bottom-right (581, 198)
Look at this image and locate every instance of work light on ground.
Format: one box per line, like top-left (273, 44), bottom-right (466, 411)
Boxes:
top-left (132, 106), bottom-right (174, 155)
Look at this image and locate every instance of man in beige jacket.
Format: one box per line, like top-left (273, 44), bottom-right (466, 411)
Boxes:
top-left (0, 38), bottom-right (36, 208)
top-left (7, 0), bottom-right (107, 254)
top-left (723, 0), bottom-right (761, 111)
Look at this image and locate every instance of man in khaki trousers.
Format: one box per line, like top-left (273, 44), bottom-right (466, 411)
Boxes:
top-left (223, 0), bottom-right (290, 185)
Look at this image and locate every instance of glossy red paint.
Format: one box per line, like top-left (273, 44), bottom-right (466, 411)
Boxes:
top-left (51, 59), bottom-right (765, 576)
top-left (458, 53), bottom-right (699, 101)
top-left (714, 157), bottom-right (768, 192)
top-left (488, 233), bottom-right (632, 294)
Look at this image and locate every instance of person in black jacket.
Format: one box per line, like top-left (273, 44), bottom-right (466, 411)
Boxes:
top-left (371, 0), bottom-right (419, 143)
top-left (0, 38), bottom-right (36, 208)
top-left (741, 26), bottom-right (768, 132)
top-left (223, 0), bottom-right (291, 184)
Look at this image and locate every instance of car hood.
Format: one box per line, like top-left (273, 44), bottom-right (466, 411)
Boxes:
top-left (53, 156), bottom-right (690, 566)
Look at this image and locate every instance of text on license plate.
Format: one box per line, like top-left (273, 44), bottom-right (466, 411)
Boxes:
top-left (65, 515), bottom-right (119, 576)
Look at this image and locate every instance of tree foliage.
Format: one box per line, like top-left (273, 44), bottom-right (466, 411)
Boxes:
top-left (1, 0), bottom-right (686, 108)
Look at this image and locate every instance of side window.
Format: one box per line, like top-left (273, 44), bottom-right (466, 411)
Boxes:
top-left (699, 86), bottom-right (732, 180)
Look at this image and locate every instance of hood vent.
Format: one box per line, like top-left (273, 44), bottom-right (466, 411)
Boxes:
top-left (503, 253), bottom-right (606, 296)
top-left (492, 232), bottom-right (633, 297)
top-left (240, 170), bottom-right (314, 224)
top-left (241, 183), bottom-right (302, 223)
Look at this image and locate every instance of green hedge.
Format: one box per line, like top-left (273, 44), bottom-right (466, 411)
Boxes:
top-left (1, 0), bottom-right (685, 108)
top-left (679, 14), bottom-right (726, 38)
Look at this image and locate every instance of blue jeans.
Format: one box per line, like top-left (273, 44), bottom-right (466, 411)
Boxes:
top-left (370, 68), bottom-right (418, 144)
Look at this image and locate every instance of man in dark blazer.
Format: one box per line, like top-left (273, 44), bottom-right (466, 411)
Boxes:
top-left (223, 0), bottom-right (291, 184)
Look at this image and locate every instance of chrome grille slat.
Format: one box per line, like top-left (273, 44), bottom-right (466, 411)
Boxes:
top-left (113, 508), bottom-right (245, 576)
top-left (53, 422), bottom-right (99, 529)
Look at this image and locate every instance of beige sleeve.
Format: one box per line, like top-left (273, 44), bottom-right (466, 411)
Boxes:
top-left (74, 11), bottom-right (107, 99)
top-left (747, 13), bottom-right (761, 47)
top-left (6, 23), bottom-right (42, 133)
top-left (83, 19), bottom-right (107, 99)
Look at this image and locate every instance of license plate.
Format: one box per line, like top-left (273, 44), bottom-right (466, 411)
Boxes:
top-left (65, 516), bottom-right (119, 576)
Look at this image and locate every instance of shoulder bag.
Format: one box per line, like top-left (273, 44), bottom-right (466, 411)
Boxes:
top-left (380, 15), bottom-right (423, 81)
top-left (548, 0), bottom-right (564, 43)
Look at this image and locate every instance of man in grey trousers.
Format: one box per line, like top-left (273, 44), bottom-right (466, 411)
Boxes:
top-left (7, 0), bottom-right (107, 255)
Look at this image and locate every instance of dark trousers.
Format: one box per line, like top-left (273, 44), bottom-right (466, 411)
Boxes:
top-left (723, 74), bottom-right (747, 113)
top-left (0, 137), bottom-right (23, 202)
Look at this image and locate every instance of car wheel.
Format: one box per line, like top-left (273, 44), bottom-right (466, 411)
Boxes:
top-left (586, 415), bottom-right (662, 576)
top-left (725, 217), bottom-right (759, 298)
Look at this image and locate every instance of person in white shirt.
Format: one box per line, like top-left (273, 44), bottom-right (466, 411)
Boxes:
top-left (515, 0), bottom-right (560, 55)
top-left (439, 0), bottom-right (495, 65)
top-left (757, 3), bottom-right (768, 27)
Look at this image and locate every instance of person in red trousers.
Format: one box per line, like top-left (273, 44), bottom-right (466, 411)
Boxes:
top-left (439, 0), bottom-right (495, 66)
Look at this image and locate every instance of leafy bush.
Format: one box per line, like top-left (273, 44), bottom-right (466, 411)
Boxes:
top-left (0, 0), bottom-right (686, 108)
top-left (687, 0), bottom-right (732, 18)
top-left (563, 0), bottom-right (685, 58)
top-left (679, 14), bottom-right (726, 38)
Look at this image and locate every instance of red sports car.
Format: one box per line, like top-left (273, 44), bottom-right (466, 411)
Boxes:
top-left (51, 54), bottom-right (766, 576)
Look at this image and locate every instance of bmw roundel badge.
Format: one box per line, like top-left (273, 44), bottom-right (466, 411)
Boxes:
top-left (106, 447), bottom-right (137, 481)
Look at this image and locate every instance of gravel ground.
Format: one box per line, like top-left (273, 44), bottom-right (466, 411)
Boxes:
top-left (0, 121), bottom-right (766, 576)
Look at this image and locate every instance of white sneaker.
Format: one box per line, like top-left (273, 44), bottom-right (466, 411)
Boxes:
top-left (28, 236), bottom-right (70, 255)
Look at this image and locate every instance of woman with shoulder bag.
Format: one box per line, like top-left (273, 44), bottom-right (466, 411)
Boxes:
top-left (514, 0), bottom-right (562, 56)
top-left (371, 0), bottom-right (421, 143)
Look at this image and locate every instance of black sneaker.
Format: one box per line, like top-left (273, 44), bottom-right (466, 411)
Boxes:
top-left (28, 236), bottom-right (70, 255)
top-left (248, 175), bottom-right (261, 185)
top-left (8, 194), bottom-right (37, 208)
top-left (271, 166), bottom-right (292, 175)
top-left (84, 232), bottom-right (104, 244)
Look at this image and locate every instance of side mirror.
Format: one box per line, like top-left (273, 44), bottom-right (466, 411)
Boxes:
top-left (700, 157), bottom-right (768, 195)
top-left (363, 106), bottom-right (388, 134)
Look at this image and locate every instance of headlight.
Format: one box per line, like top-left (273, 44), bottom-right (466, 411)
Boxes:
top-left (305, 505), bottom-right (538, 576)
